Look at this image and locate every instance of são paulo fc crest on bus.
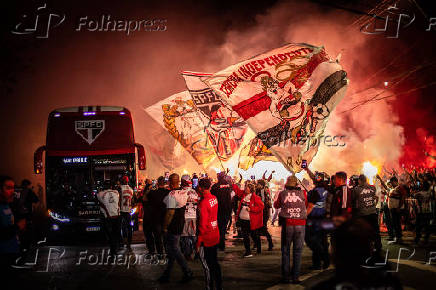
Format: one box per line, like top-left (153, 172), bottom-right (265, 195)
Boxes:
top-left (75, 120), bottom-right (105, 145)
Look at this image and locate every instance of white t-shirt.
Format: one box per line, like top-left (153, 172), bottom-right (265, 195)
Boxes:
top-left (388, 187), bottom-right (401, 209)
top-left (373, 180), bottom-right (384, 209)
top-left (164, 188), bottom-right (189, 209)
top-left (239, 194), bottom-right (251, 220)
top-left (97, 189), bottom-right (120, 218)
top-left (120, 184), bottom-right (134, 213)
top-left (184, 187), bottom-right (198, 219)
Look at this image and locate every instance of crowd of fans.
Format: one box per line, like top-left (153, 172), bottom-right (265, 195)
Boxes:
top-left (1, 165), bottom-right (434, 289)
top-left (136, 166), bottom-right (435, 288)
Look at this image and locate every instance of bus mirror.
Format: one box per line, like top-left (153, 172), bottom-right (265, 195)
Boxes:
top-left (34, 146), bottom-right (46, 174)
top-left (135, 143), bottom-right (146, 170)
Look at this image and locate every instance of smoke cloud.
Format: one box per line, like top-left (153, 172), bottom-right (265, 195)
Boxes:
top-left (1, 0), bottom-right (434, 184)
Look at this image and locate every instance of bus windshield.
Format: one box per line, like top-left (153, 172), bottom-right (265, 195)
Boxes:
top-left (46, 154), bottom-right (136, 211)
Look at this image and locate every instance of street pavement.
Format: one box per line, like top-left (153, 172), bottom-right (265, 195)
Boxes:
top-left (7, 225), bottom-right (436, 290)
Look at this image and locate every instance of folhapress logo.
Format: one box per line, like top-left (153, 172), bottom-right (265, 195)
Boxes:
top-left (11, 3), bottom-right (65, 39)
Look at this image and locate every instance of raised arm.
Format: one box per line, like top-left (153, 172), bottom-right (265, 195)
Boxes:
top-left (304, 168), bottom-right (316, 183)
top-left (376, 175), bottom-right (388, 191)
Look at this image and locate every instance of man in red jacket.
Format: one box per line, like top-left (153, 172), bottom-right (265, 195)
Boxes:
top-left (197, 178), bottom-right (222, 290)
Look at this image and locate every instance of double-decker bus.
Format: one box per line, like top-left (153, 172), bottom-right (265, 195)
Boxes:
top-left (34, 106), bottom-right (145, 238)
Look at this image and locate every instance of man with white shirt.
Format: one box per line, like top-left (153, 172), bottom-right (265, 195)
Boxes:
top-left (180, 175), bottom-right (198, 259)
top-left (119, 176), bottom-right (134, 250)
top-left (158, 173), bottom-right (193, 284)
top-left (97, 180), bottom-right (120, 256)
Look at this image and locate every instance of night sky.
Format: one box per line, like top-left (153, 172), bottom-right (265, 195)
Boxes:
top-left (1, 0), bottom-right (435, 183)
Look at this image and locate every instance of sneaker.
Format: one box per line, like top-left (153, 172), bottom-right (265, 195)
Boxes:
top-left (279, 278), bottom-right (292, 284)
top-left (180, 272), bottom-right (193, 283)
top-left (157, 275), bottom-right (170, 283)
top-left (322, 261), bottom-right (330, 270)
top-left (243, 252), bottom-right (253, 258)
top-left (393, 238), bottom-right (404, 244)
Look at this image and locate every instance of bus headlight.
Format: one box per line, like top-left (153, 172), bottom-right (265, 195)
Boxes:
top-left (48, 209), bottom-right (71, 223)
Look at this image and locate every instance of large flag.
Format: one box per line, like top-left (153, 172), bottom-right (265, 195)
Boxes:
top-left (238, 133), bottom-right (278, 170)
top-left (145, 91), bottom-right (217, 168)
top-left (204, 43), bottom-right (348, 172)
top-left (182, 71), bottom-right (247, 163)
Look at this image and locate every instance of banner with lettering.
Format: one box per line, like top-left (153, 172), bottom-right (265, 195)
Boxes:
top-left (182, 71), bottom-right (247, 163)
top-left (204, 43), bottom-right (348, 172)
top-left (145, 91), bottom-right (217, 168)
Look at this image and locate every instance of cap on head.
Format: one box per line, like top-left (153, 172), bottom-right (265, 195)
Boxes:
top-left (224, 175), bottom-right (233, 184)
top-left (285, 175), bottom-right (298, 188)
top-left (217, 172), bottom-right (226, 181)
top-left (21, 179), bottom-right (31, 187)
top-left (122, 175), bottom-right (129, 184)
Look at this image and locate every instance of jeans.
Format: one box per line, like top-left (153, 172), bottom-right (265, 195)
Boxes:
top-left (120, 212), bottom-right (132, 245)
top-left (259, 208), bottom-right (273, 248)
top-left (305, 221), bottom-right (329, 267)
top-left (144, 223), bottom-right (164, 254)
top-left (199, 245), bottom-right (222, 290)
top-left (281, 224), bottom-right (305, 280)
top-left (361, 214), bottom-right (382, 252)
top-left (162, 233), bottom-right (192, 278)
top-left (180, 236), bottom-right (196, 257)
top-left (390, 208), bottom-right (402, 239)
top-left (415, 213), bottom-right (431, 242)
top-left (258, 225), bottom-right (273, 249)
top-left (239, 219), bottom-right (261, 254)
top-left (104, 217), bottom-right (121, 255)
top-left (218, 213), bottom-right (231, 250)
top-left (272, 208), bottom-right (281, 224)
top-left (382, 204), bottom-right (394, 239)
